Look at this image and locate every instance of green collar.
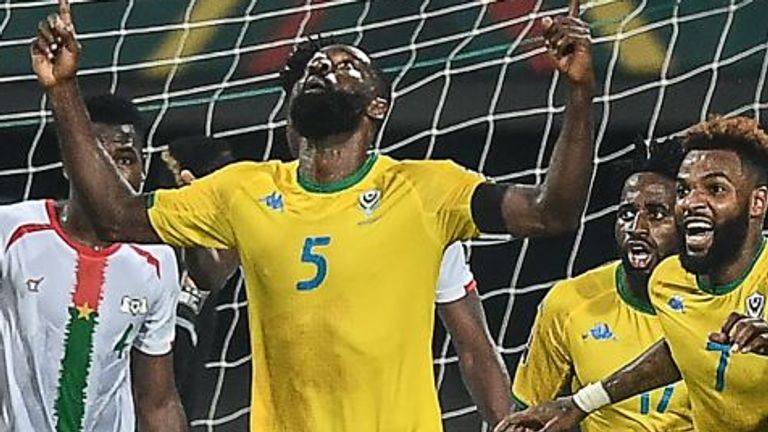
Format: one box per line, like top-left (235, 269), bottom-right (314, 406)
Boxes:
top-left (616, 263), bottom-right (656, 316)
top-left (297, 153), bottom-right (378, 194)
top-left (697, 238), bottom-right (766, 296)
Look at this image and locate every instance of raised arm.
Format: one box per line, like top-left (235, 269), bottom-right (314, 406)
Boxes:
top-left (31, 0), bottom-right (159, 243)
top-left (438, 291), bottom-right (511, 426)
top-left (494, 340), bottom-right (681, 432)
top-left (472, 1), bottom-right (595, 237)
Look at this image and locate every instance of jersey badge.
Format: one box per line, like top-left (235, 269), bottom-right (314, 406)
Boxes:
top-left (583, 323), bottom-right (615, 341)
top-left (358, 189), bottom-right (381, 218)
top-left (746, 292), bottom-right (766, 319)
top-left (25, 276), bottom-right (44, 292)
top-left (260, 191), bottom-right (284, 212)
top-left (120, 296), bottom-right (148, 316)
top-left (668, 295), bottom-right (685, 313)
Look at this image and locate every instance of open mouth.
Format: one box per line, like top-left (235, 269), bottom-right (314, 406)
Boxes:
top-left (626, 240), bottom-right (654, 270)
top-left (302, 75), bottom-right (328, 93)
top-left (684, 216), bottom-right (714, 255)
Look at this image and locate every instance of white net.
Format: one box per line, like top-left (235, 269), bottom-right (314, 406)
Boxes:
top-left (0, 0), bottom-right (766, 431)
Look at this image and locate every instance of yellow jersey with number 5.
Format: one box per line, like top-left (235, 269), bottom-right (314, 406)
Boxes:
top-left (147, 154), bottom-right (484, 432)
top-left (649, 242), bottom-right (768, 432)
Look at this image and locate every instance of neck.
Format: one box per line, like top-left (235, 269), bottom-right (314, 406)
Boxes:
top-left (707, 225), bottom-right (764, 286)
top-left (298, 127), bottom-right (372, 185)
top-left (58, 195), bottom-right (112, 249)
top-left (621, 265), bottom-right (652, 307)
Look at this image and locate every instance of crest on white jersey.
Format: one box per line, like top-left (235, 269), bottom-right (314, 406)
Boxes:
top-left (745, 292), bottom-right (766, 319)
top-left (120, 296), bottom-right (148, 316)
top-left (358, 189), bottom-right (381, 217)
top-left (25, 277), bottom-right (44, 293)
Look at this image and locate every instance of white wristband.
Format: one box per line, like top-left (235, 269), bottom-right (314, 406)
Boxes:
top-left (572, 382), bottom-right (611, 414)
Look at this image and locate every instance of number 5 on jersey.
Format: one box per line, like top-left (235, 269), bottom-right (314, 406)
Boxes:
top-left (297, 236), bottom-right (331, 291)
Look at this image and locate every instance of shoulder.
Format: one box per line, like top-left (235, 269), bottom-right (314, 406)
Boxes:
top-left (124, 244), bottom-right (179, 281)
top-left (383, 157), bottom-right (479, 179)
top-left (205, 160), bottom-right (286, 183)
top-left (543, 261), bottom-right (619, 316)
top-left (650, 256), bottom-right (692, 291)
top-left (0, 200), bottom-right (51, 241)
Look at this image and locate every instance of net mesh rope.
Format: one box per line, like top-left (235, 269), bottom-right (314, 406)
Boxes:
top-left (0, 0), bottom-right (766, 430)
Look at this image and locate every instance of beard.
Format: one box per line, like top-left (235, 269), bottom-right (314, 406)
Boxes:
top-left (678, 208), bottom-right (750, 275)
top-left (289, 88), bottom-right (368, 140)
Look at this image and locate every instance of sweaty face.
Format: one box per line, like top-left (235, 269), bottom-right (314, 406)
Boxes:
top-left (615, 172), bottom-right (678, 275)
top-left (289, 45), bottom-right (380, 140)
top-left (92, 122), bottom-right (145, 191)
top-left (675, 150), bottom-right (753, 274)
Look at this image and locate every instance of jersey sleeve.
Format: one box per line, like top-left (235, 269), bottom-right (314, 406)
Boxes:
top-left (147, 163), bottom-right (248, 249)
top-left (512, 282), bottom-right (574, 408)
top-left (435, 241), bottom-right (476, 303)
top-left (404, 161), bottom-right (486, 244)
top-left (133, 248), bottom-right (181, 356)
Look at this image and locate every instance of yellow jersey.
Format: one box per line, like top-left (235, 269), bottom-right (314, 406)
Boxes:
top-left (649, 241), bottom-right (768, 432)
top-left (513, 261), bottom-right (693, 431)
top-left (147, 154), bottom-right (485, 431)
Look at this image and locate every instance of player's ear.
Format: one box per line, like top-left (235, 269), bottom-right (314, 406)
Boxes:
top-left (366, 97), bottom-right (389, 121)
top-left (750, 185), bottom-right (768, 218)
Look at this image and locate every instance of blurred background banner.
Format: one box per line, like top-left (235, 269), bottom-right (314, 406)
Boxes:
top-left (0, 0), bottom-right (765, 430)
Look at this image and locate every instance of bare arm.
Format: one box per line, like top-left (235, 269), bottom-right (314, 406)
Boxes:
top-left (184, 248), bottom-right (239, 293)
top-left (438, 291), bottom-right (512, 426)
top-left (131, 350), bottom-right (187, 432)
top-left (32, 0), bottom-right (159, 243)
top-left (472, 4), bottom-right (595, 238)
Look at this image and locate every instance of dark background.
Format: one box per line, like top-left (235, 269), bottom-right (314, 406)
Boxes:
top-left (1, 0), bottom-right (766, 430)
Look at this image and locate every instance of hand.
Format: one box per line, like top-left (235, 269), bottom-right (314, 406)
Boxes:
top-left (179, 169), bottom-right (197, 186)
top-left (493, 397), bottom-right (587, 432)
top-left (542, 0), bottom-right (594, 87)
top-left (30, 0), bottom-right (80, 88)
top-left (709, 312), bottom-right (768, 355)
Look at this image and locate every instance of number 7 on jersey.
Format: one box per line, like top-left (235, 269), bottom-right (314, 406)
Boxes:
top-left (297, 236), bottom-right (331, 291)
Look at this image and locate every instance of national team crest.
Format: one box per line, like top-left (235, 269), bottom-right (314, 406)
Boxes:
top-left (120, 296), bottom-right (148, 316)
top-left (358, 189), bottom-right (381, 217)
top-left (745, 292), bottom-right (766, 319)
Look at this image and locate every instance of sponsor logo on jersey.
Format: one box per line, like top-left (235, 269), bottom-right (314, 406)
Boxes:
top-left (260, 191), bottom-right (284, 212)
top-left (25, 276), bottom-right (44, 292)
top-left (584, 323), bottom-right (614, 341)
top-left (120, 296), bottom-right (148, 316)
top-left (745, 292), bottom-right (766, 319)
top-left (358, 188), bottom-right (381, 218)
top-left (668, 295), bottom-right (685, 313)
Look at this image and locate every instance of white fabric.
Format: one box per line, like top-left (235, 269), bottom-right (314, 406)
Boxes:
top-left (0, 200), bottom-right (180, 432)
top-left (573, 382), bottom-right (612, 414)
top-left (435, 241), bottom-right (475, 304)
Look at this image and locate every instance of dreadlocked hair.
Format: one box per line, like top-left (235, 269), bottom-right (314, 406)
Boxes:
top-left (683, 115), bottom-right (768, 184)
top-left (279, 35), bottom-right (337, 94)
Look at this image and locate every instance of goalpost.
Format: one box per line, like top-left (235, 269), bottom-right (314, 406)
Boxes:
top-left (0, 0), bottom-right (765, 430)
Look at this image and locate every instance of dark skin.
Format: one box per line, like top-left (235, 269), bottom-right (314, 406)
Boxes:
top-left (51, 118), bottom-right (186, 432)
top-left (495, 149), bottom-right (768, 432)
top-left (31, 0), bottom-right (595, 245)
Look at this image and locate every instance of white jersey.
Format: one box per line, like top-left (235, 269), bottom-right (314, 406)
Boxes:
top-left (435, 241), bottom-right (476, 303)
top-left (0, 200), bottom-right (180, 432)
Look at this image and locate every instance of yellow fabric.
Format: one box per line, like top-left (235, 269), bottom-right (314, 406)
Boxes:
top-left (650, 247), bottom-right (768, 432)
top-left (513, 261), bottom-right (693, 432)
top-left (148, 155), bottom-right (485, 431)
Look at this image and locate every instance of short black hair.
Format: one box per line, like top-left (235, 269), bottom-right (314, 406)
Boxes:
top-left (162, 136), bottom-right (235, 181)
top-left (84, 94), bottom-right (144, 136)
top-left (631, 138), bottom-right (685, 181)
top-left (279, 37), bottom-right (392, 102)
top-left (683, 115), bottom-right (768, 185)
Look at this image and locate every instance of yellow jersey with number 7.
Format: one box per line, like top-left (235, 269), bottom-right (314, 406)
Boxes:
top-left (649, 242), bottom-right (768, 432)
top-left (147, 154), bottom-right (485, 431)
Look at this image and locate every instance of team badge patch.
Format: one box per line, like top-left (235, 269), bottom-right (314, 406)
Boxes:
top-left (25, 276), bottom-right (44, 293)
top-left (745, 292), bottom-right (766, 319)
top-left (260, 191), bottom-right (284, 212)
top-left (668, 295), bottom-right (685, 313)
top-left (120, 296), bottom-right (148, 316)
top-left (584, 323), bottom-right (614, 341)
top-left (358, 189), bottom-right (381, 217)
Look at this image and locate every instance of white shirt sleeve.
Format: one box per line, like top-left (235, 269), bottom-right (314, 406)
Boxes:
top-left (133, 247), bottom-right (181, 355)
top-left (435, 241), bottom-right (476, 304)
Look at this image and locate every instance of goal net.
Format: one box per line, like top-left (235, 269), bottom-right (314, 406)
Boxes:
top-left (0, 0), bottom-right (765, 431)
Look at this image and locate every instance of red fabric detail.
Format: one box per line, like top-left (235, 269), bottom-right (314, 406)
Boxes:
top-left (5, 222), bottom-right (53, 252)
top-left (464, 279), bottom-right (478, 294)
top-left (72, 253), bottom-right (108, 311)
top-left (128, 245), bottom-right (161, 279)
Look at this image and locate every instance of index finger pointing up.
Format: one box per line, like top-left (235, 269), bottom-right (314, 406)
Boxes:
top-left (568, 0), bottom-right (580, 17)
top-left (59, 0), bottom-right (72, 26)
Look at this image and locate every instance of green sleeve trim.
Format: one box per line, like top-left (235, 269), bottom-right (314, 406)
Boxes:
top-left (511, 393), bottom-right (530, 410)
top-left (145, 192), bottom-right (156, 209)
